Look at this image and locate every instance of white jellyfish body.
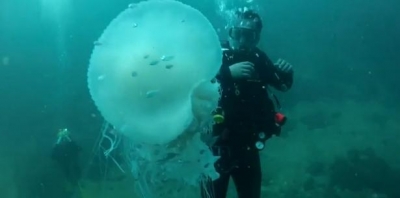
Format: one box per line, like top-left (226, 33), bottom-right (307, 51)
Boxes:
top-left (87, 0), bottom-right (222, 145)
top-left (88, 0), bottom-right (223, 196)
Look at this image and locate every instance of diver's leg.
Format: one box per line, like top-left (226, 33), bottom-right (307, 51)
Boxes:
top-left (201, 152), bottom-right (232, 198)
top-left (71, 161), bottom-right (82, 184)
top-left (201, 171), bottom-right (230, 198)
top-left (202, 124), bottom-right (233, 198)
top-left (231, 150), bottom-right (261, 198)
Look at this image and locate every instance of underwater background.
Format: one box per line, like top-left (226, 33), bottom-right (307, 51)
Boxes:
top-left (0, 0), bottom-right (399, 197)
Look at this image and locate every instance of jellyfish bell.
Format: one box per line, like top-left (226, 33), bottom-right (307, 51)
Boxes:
top-left (87, 0), bottom-right (222, 144)
top-left (88, 1), bottom-right (223, 195)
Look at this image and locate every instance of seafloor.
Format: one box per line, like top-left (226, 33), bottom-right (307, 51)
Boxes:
top-left (1, 98), bottom-right (398, 198)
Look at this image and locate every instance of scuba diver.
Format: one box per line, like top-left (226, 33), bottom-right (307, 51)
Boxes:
top-left (51, 128), bottom-right (83, 186)
top-left (202, 9), bottom-right (294, 198)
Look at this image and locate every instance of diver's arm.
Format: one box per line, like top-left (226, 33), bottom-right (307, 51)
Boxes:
top-left (270, 65), bottom-right (293, 92)
top-left (263, 54), bottom-right (293, 92)
top-left (215, 43), bottom-right (234, 84)
top-left (215, 63), bottom-right (233, 83)
top-left (215, 51), bottom-right (233, 83)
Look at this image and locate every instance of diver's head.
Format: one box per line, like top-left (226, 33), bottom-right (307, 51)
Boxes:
top-left (228, 9), bottom-right (262, 51)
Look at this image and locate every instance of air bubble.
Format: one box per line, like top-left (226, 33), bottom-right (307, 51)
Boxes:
top-left (258, 132), bottom-right (266, 139)
top-left (2, 56), bottom-right (9, 66)
top-left (255, 141), bottom-right (264, 150)
top-left (161, 55), bottom-right (174, 61)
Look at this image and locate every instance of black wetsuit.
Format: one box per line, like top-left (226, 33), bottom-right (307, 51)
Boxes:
top-left (51, 141), bottom-right (82, 185)
top-left (202, 42), bottom-right (293, 198)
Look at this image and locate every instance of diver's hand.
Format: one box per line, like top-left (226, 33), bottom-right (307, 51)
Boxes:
top-left (229, 61), bottom-right (255, 80)
top-left (274, 59), bottom-right (293, 74)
